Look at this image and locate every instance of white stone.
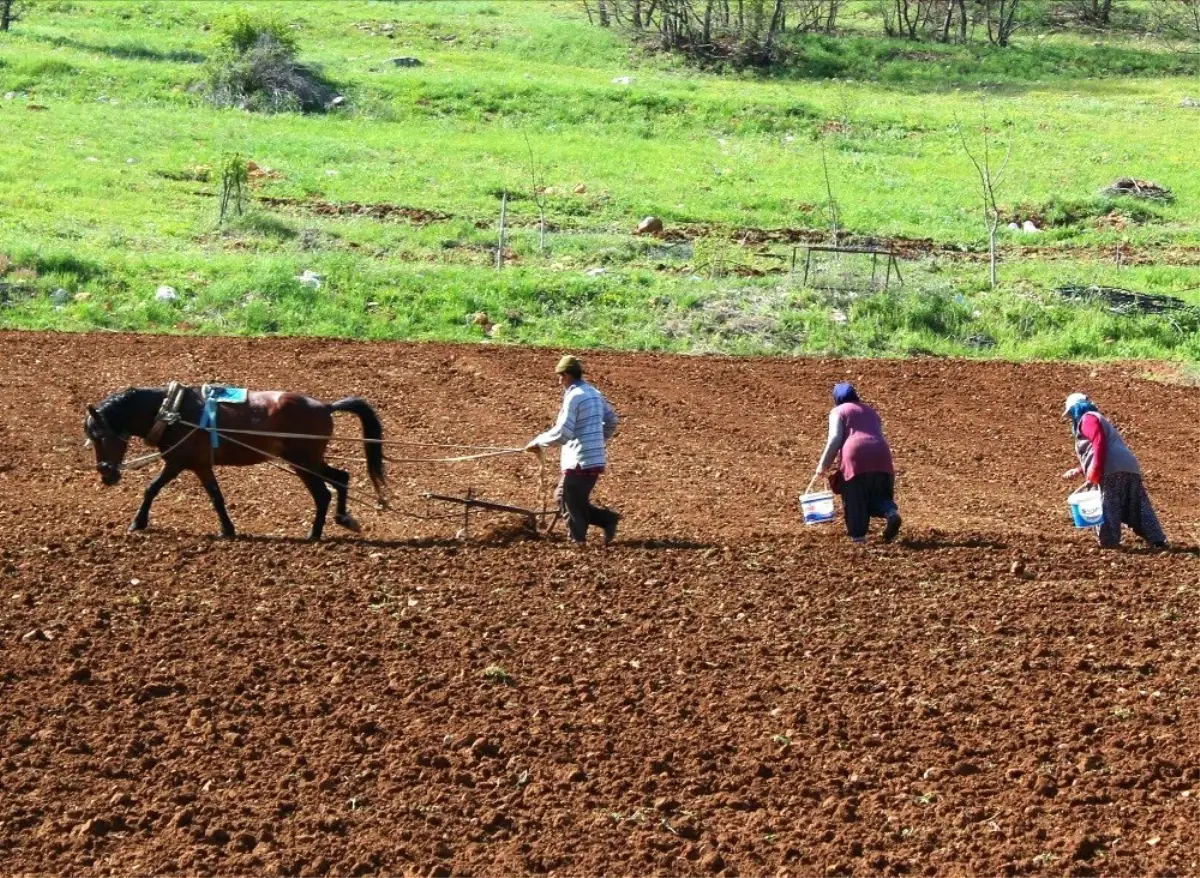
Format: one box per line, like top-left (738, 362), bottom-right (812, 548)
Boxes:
top-left (295, 270), bottom-right (323, 289)
top-left (155, 285), bottom-right (178, 301)
top-left (611, 76), bottom-right (634, 85)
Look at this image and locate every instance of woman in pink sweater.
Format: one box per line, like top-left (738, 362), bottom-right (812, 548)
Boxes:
top-left (813, 383), bottom-right (901, 544)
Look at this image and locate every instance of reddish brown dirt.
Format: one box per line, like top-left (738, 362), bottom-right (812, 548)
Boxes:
top-left (1, 332), bottom-right (1197, 878)
top-left (255, 196), bottom-right (451, 225)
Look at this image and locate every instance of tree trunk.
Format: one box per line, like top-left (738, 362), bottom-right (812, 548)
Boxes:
top-left (764, 0), bottom-right (786, 53)
top-left (988, 0), bottom-right (1020, 47)
top-left (988, 220), bottom-right (997, 288)
top-left (826, 0), bottom-right (841, 31)
top-left (632, 0), bottom-right (643, 28)
top-left (598, 0), bottom-right (610, 26)
top-left (1099, 0), bottom-right (1113, 25)
top-left (1, 0), bottom-right (14, 31)
top-left (956, 0), bottom-right (967, 41)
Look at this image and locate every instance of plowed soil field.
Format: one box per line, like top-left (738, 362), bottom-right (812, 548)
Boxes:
top-left (1, 332), bottom-right (1197, 878)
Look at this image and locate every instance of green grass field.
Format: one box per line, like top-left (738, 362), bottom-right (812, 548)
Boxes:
top-left (1, 0), bottom-right (1197, 358)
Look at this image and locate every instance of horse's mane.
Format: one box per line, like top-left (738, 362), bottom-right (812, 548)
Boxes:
top-left (95, 386), bottom-right (164, 430)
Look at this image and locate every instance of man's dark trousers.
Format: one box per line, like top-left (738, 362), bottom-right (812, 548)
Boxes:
top-left (558, 470), bottom-right (617, 543)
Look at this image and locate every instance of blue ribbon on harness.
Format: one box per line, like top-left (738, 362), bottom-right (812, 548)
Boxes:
top-left (198, 393), bottom-right (220, 448)
top-left (196, 386), bottom-right (248, 449)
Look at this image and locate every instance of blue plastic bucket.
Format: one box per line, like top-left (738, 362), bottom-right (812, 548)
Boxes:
top-left (1067, 488), bottom-right (1104, 528)
top-left (800, 490), bottom-right (836, 525)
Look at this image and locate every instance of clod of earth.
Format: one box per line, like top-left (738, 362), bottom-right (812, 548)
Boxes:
top-left (1100, 177), bottom-right (1173, 201)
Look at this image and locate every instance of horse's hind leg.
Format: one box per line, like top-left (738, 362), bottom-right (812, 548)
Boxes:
top-left (297, 471), bottom-right (332, 541)
top-left (321, 464), bottom-right (360, 532)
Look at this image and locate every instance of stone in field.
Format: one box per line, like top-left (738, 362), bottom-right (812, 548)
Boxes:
top-left (635, 216), bottom-right (663, 236)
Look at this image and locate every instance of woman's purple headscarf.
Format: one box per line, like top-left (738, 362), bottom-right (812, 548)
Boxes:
top-left (833, 382), bottom-right (859, 405)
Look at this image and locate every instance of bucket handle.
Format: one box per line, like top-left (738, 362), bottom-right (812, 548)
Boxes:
top-left (803, 473), bottom-right (819, 496)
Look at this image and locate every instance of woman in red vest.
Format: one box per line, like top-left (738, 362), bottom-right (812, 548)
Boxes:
top-left (1061, 392), bottom-right (1167, 549)
top-left (813, 383), bottom-right (901, 544)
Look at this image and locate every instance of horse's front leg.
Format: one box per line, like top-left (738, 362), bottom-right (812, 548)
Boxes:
top-left (193, 466), bottom-right (236, 538)
top-left (130, 463), bottom-right (183, 532)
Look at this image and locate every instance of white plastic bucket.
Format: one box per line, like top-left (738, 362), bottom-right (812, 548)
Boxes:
top-left (1067, 488), bottom-right (1104, 528)
top-left (800, 490), bottom-right (836, 525)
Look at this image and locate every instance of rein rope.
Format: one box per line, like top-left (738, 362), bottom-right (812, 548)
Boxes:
top-left (119, 426), bottom-right (201, 472)
top-left (162, 418), bottom-right (540, 524)
top-left (193, 426), bottom-right (519, 453)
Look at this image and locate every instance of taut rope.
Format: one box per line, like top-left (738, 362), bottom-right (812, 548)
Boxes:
top-left (191, 425), bottom-right (517, 452)
top-left (119, 426), bottom-right (201, 472)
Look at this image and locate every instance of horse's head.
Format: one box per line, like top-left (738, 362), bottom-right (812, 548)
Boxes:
top-left (84, 403), bottom-right (129, 486)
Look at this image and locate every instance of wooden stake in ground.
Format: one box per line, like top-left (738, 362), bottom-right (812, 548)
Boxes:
top-left (495, 191), bottom-right (508, 270)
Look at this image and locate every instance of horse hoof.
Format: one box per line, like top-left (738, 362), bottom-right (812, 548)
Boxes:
top-left (335, 514), bottom-right (362, 533)
top-left (218, 530), bottom-right (236, 540)
top-left (128, 521), bottom-right (147, 533)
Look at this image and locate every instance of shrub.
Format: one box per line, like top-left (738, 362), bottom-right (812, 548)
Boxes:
top-left (206, 13), bottom-right (334, 113)
top-left (214, 9), bottom-right (296, 56)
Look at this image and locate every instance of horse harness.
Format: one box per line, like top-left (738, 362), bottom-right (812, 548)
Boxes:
top-left (146, 380), bottom-right (187, 444)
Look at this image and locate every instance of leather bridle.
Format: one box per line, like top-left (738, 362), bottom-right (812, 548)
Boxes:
top-left (86, 409), bottom-right (130, 476)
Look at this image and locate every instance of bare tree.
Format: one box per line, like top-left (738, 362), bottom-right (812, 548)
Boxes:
top-left (1150, 0), bottom-right (1200, 55)
top-left (795, 0), bottom-right (844, 32)
top-left (982, 0), bottom-right (1021, 46)
top-left (1, 0), bottom-right (31, 31)
top-left (937, 0), bottom-right (969, 41)
top-left (879, 0), bottom-right (940, 38)
top-left (818, 139), bottom-right (840, 247)
top-left (582, 0), bottom-right (790, 64)
top-left (523, 132), bottom-right (549, 253)
top-left (1068, 0), bottom-right (1115, 26)
top-left (955, 111), bottom-right (1011, 289)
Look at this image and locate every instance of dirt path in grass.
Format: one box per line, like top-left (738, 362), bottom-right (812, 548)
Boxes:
top-left (1, 332), bottom-right (1196, 877)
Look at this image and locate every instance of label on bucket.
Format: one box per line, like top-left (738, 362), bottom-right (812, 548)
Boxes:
top-left (1067, 490), bottom-right (1104, 528)
top-left (800, 492), bottom-right (836, 525)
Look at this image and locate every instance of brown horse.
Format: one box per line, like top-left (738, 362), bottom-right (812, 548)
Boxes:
top-left (85, 385), bottom-right (388, 540)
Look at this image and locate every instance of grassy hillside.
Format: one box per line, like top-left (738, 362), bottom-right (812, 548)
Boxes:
top-left (0, 0), bottom-right (1196, 359)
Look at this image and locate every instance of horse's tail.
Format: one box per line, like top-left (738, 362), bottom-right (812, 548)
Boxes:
top-left (329, 397), bottom-right (389, 509)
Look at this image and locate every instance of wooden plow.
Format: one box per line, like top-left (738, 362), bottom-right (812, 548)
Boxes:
top-left (421, 488), bottom-right (558, 539)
